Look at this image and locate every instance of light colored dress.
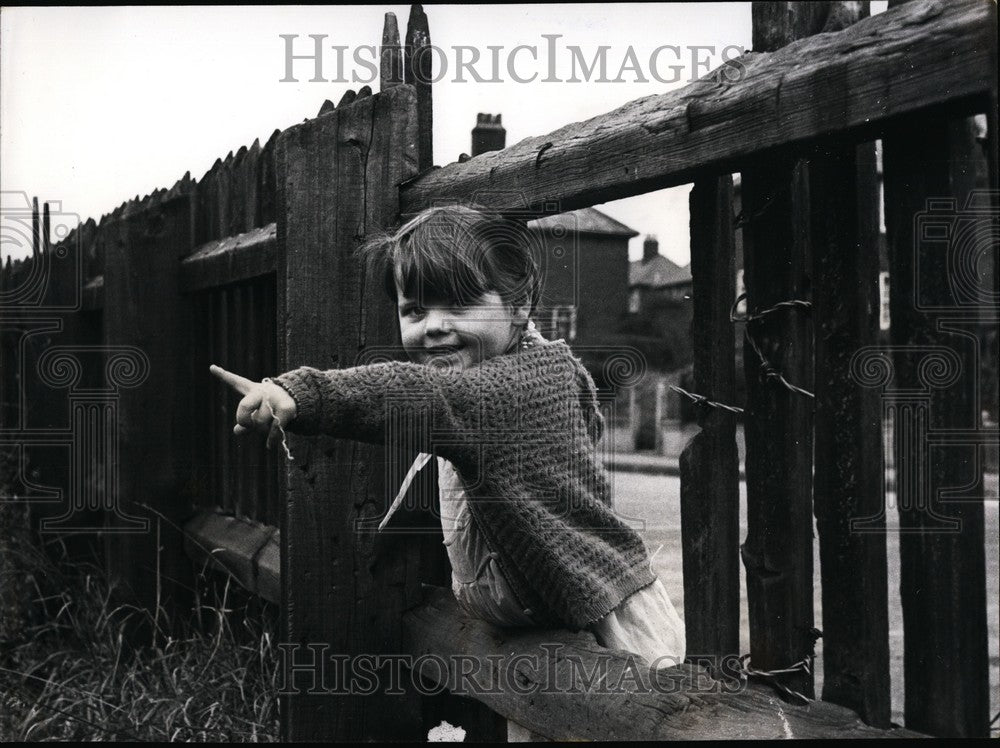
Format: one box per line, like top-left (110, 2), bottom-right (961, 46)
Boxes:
top-left (383, 452), bottom-right (687, 667)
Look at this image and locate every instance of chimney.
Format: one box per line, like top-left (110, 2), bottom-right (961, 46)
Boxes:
top-left (472, 113), bottom-right (506, 156)
top-left (642, 235), bottom-right (659, 263)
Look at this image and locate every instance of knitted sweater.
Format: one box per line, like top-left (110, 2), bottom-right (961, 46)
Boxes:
top-left (273, 340), bottom-right (657, 630)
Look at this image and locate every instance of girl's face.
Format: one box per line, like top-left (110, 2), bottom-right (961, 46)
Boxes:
top-left (396, 282), bottom-right (528, 371)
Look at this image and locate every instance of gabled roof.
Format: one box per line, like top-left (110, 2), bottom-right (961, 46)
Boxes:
top-left (629, 254), bottom-right (691, 288)
top-left (529, 207), bottom-right (639, 237)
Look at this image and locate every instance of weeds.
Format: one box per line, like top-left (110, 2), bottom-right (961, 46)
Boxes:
top-left (0, 528), bottom-right (280, 741)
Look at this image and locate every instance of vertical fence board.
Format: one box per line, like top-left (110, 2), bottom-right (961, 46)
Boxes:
top-left (680, 176), bottom-right (740, 664)
top-left (232, 284), bottom-right (247, 517)
top-left (882, 111), bottom-right (990, 738)
top-left (260, 130), bottom-right (281, 228)
top-left (405, 5), bottom-right (432, 171)
top-left (380, 13), bottom-right (403, 90)
top-left (246, 281), bottom-right (262, 522)
top-left (810, 139), bottom-right (890, 726)
top-left (102, 191), bottom-right (195, 640)
top-left (277, 84), bottom-right (422, 741)
top-left (739, 2), bottom-right (828, 698)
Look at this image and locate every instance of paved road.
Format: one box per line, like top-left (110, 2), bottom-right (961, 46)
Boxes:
top-left (608, 470), bottom-right (1000, 729)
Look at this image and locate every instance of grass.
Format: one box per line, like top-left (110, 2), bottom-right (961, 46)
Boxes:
top-left (0, 525), bottom-right (280, 742)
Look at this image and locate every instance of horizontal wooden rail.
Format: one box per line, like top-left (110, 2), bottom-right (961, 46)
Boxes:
top-left (402, 587), bottom-right (924, 741)
top-left (180, 223), bottom-right (277, 293)
top-left (183, 510), bottom-right (279, 604)
top-left (400, 0), bottom-right (995, 215)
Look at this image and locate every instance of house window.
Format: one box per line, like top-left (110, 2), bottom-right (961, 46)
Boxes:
top-left (629, 289), bottom-right (641, 313)
top-left (551, 306), bottom-right (577, 341)
top-left (879, 271), bottom-right (890, 330)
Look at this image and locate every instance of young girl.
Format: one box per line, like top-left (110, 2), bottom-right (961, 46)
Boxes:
top-left (211, 204), bottom-right (685, 674)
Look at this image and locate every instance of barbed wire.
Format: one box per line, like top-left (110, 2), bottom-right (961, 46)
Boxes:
top-left (735, 653), bottom-right (814, 706)
top-left (730, 293), bottom-right (815, 400)
top-left (669, 385), bottom-right (744, 415)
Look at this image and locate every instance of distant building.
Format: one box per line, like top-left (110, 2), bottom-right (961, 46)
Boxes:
top-left (470, 114), bottom-right (639, 389)
top-left (622, 236), bottom-right (695, 371)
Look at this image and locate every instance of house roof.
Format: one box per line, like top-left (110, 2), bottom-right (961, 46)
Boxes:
top-left (629, 254), bottom-right (692, 288)
top-left (528, 207), bottom-right (639, 237)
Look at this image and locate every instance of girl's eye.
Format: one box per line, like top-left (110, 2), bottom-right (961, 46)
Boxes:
top-left (403, 305), bottom-right (425, 318)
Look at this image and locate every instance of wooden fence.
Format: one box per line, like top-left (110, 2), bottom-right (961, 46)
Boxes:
top-left (1, 0), bottom-right (996, 740)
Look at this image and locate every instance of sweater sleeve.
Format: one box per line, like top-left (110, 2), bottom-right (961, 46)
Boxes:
top-left (271, 354), bottom-right (547, 466)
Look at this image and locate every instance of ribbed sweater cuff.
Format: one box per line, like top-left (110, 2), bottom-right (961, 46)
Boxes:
top-left (271, 368), bottom-right (325, 435)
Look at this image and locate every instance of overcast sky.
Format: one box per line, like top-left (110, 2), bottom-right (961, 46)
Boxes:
top-left (0, 3), bottom-right (886, 265)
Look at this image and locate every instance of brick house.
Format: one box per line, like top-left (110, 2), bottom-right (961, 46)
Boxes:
top-left (469, 115), bottom-right (640, 390)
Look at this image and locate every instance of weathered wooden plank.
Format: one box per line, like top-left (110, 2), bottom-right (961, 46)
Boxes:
top-left (183, 511), bottom-right (276, 595)
top-left (259, 130), bottom-right (281, 227)
top-left (229, 146), bottom-right (249, 236)
top-left (179, 223), bottom-right (277, 293)
top-left (277, 84), bottom-right (422, 741)
top-left (262, 277), bottom-right (281, 527)
top-left (405, 4), bottom-right (432, 171)
top-left (400, 0), bottom-right (995, 215)
top-left (245, 280), bottom-right (262, 523)
top-left (882, 110), bottom-right (991, 738)
top-left (809, 138), bottom-right (890, 725)
top-left (380, 12), bottom-right (403, 90)
top-left (231, 284), bottom-right (247, 518)
top-left (739, 3), bottom-right (819, 700)
top-left (679, 176), bottom-right (740, 664)
top-left (102, 190), bottom-right (195, 641)
top-left (784, 1), bottom-right (894, 728)
top-left (402, 587), bottom-right (924, 741)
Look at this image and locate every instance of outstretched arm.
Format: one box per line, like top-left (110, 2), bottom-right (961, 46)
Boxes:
top-left (269, 361), bottom-right (511, 463)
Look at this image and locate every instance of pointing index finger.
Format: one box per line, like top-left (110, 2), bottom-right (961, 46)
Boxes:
top-left (210, 364), bottom-right (256, 395)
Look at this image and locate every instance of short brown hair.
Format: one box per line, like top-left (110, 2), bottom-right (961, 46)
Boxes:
top-left (357, 204), bottom-right (542, 314)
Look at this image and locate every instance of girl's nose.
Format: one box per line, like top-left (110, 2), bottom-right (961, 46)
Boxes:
top-left (424, 307), bottom-right (452, 335)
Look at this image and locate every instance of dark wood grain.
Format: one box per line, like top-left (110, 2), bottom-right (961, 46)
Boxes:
top-left (679, 176), bottom-right (740, 664)
top-left (405, 4), bottom-right (432, 170)
top-left (179, 223), bottom-right (276, 293)
top-left (739, 2), bottom-right (818, 700)
top-left (101, 188), bottom-right (195, 642)
top-left (400, 0), bottom-right (995, 215)
top-left (809, 138), bottom-right (890, 725)
top-left (401, 586), bottom-right (925, 741)
top-left (882, 110), bottom-right (991, 738)
top-left (381, 12), bottom-right (403, 90)
top-left (277, 84), bottom-right (422, 741)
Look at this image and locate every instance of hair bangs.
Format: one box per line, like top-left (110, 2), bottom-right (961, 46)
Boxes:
top-left (390, 214), bottom-right (493, 306)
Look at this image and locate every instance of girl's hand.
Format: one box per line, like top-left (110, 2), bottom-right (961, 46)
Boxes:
top-left (210, 364), bottom-right (297, 450)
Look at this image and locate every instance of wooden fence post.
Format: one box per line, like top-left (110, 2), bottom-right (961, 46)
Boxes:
top-left (276, 82), bottom-right (423, 740)
top-left (740, 1), bottom-right (826, 699)
top-left (102, 187), bottom-right (196, 642)
top-left (805, 3), bottom-right (892, 728)
top-left (882, 110), bottom-right (992, 738)
top-left (405, 4), bottom-right (432, 172)
top-left (680, 175), bottom-right (740, 666)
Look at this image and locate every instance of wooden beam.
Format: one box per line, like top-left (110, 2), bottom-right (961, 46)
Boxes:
top-left (400, 0), bottom-right (995, 215)
top-left (402, 587), bottom-right (925, 740)
top-left (679, 176), bottom-right (740, 664)
top-left (179, 223), bottom-right (276, 293)
top-left (183, 511), bottom-right (279, 604)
